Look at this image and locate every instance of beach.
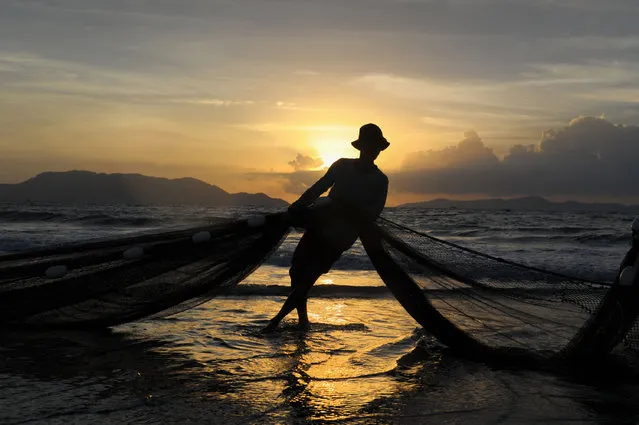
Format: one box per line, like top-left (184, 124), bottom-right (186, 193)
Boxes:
top-left (3, 294), bottom-right (639, 424)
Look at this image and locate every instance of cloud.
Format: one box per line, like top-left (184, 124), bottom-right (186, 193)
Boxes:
top-left (392, 116), bottom-right (639, 199)
top-left (174, 98), bottom-right (256, 107)
top-left (556, 36), bottom-right (639, 51)
top-left (402, 131), bottom-right (499, 170)
top-left (245, 169), bottom-right (323, 197)
top-left (250, 117), bottom-right (639, 202)
top-left (288, 154), bottom-right (324, 171)
top-left (281, 170), bottom-right (324, 195)
top-left (228, 115), bottom-right (639, 206)
top-left (3, 0), bottom-right (639, 200)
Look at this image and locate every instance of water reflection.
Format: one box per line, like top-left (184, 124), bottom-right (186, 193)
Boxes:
top-left (0, 298), bottom-right (423, 424)
top-left (3, 298), bottom-right (639, 424)
top-left (260, 327), bottom-right (422, 423)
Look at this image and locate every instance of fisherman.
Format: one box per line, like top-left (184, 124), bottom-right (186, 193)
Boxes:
top-left (262, 123), bottom-right (390, 332)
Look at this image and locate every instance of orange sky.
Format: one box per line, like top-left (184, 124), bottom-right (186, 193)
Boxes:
top-left (1, 1), bottom-right (639, 205)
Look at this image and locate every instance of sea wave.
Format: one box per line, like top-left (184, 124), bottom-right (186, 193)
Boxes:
top-left (74, 214), bottom-right (160, 226)
top-left (223, 284), bottom-right (608, 298)
top-left (427, 225), bottom-right (609, 240)
top-left (0, 205), bottom-right (630, 284)
top-left (492, 233), bottom-right (630, 244)
top-left (264, 252), bottom-right (376, 271)
top-left (0, 209), bottom-right (163, 226)
top-left (514, 226), bottom-right (586, 234)
top-left (575, 233), bottom-right (631, 243)
top-left (228, 284), bottom-right (391, 297)
top-left (0, 210), bottom-right (66, 222)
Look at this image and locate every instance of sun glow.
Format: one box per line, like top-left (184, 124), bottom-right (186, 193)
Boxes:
top-left (313, 136), bottom-right (358, 169)
top-left (320, 153), bottom-right (341, 168)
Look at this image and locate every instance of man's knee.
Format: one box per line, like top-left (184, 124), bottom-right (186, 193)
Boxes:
top-left (290, 265), bottom-right (314, 282)
top-left (290, 269), bottom-right (318, 291)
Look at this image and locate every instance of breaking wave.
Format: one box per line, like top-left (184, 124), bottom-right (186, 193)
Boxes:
top-left (0, 209), bottom-right (163, 227)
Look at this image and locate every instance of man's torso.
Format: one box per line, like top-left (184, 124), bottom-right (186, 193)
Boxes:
top-left (316, 159), bottom-right (388, 251)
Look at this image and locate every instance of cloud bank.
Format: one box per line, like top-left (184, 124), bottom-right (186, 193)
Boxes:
top-left (272, 117), bottom-right (639, 202)
top-left (393, 116), bottom-right (639, 199)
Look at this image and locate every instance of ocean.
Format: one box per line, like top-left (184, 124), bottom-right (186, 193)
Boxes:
top-left (1, 203), bottom-right (638, 424)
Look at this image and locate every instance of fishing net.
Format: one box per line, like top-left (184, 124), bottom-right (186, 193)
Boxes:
top-left (359, 217), bottom-right (639, 363)
top-left (0, 214), bottom-right (289, 328)
top-left (1, 205), bottom-right (638, 365)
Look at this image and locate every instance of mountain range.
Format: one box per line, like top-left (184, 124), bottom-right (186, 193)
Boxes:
top-left (3, 171), bottom-right (637, 213)
top-left (0, 171), bottom-right (288, 207)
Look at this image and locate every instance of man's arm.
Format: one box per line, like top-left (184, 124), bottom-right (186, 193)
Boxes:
top-left (289, 160), bottom-right (340, 210)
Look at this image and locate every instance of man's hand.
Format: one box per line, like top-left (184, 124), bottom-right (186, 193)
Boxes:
top-left (288, 201), bottom-right (304, 214)
top-left (285, 202), bottom-right (309, 228)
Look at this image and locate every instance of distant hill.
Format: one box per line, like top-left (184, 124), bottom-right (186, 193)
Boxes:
top-left (398, 196), bottom-right (639, 213)
top-left (0, 171), bottom-right (288, 208)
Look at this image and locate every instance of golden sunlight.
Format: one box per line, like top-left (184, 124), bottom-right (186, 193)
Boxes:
top-left (312, 136), bottom-right (358, 169)
top-left (320, 153), bottom-right (341, 168)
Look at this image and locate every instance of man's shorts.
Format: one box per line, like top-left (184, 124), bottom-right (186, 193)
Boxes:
top-left (289, 229), bottom-right (345, 284)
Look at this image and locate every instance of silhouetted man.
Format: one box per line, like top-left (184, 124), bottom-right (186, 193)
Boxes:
top-left (263, 123), bottom-right (390, 332)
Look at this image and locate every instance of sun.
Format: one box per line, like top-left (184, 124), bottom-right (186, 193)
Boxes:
top-left (313, 138), bottom-right (357, 169)
top-left (320, 153), bottom-right (342, 168)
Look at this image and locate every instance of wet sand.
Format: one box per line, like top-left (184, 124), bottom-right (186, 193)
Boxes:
top-left (2, 295), bottom-right (639, 424)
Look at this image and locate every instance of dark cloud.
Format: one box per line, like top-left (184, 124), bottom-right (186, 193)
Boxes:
top-left (393, 116), bottom-right (639, 199)
top-left (402, 131), bottom-right (499, 170)
top-left (281, 170), bottom-right (324, 195)
top-left (288, 153), bottom-right (324, 172)
top-left (248, 152), bottom-right (326, 195)
top-left (4, 1), bottom-right (639, 86)
top-left (8, 0), bottom-right (637, 39)
top-left (247, 169), bottom-right (323, 196)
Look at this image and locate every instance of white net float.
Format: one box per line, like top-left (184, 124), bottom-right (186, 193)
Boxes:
top-left (620, 266), bottom-right (636, 286)
top-left (192, 231), bottom-right (211, 244)
top-left (45, 265), bottom-right (68, 279)
top-left (247, 215), bottom-right (266, 228)
top-left (123, 246), bottom-right (144, 260)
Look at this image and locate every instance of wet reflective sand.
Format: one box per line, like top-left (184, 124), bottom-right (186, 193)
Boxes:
top-left (2, 294), bottom-right (639, 424)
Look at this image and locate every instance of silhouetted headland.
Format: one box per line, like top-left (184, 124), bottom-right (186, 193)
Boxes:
top-left (0, 171), bottom-right (288, 207)
top-left (399, 196), bottom-right (639, 213)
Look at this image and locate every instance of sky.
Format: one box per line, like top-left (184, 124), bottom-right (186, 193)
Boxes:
top-left (1, 0), bottom-right (638, 205)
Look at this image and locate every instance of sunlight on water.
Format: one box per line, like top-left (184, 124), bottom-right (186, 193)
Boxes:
top-left (319, 277), bottom-right (335, 285)
top-left (117, 297), bottom-right (421, 423)
top-left (2, 294), bottom-right (639, 423)
top-left (243, 265), bottom-right (385, 288)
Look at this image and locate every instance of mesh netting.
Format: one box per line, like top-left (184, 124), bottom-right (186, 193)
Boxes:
top-left (364, 217), bottom-right (639, 363)
top-left (1, 208), bottom-right (637, 365)
top-left (0, 214), bottom-right (289, 328)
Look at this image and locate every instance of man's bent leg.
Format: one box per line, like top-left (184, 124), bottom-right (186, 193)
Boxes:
top-left (262, 229), bottom-right (341, 333)
top-left (262, 271), bottom-right (316, 332)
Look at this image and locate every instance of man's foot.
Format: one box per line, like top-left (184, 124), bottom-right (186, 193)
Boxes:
top-left (261, 319), bottom-right (280, 334)
top-left (298, 320), bottom-right (311, 332)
